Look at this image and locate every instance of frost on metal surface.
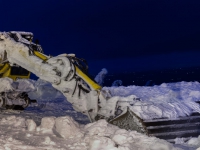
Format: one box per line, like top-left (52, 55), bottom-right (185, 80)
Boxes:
top-left (0, 78), bottom-right (35, 93)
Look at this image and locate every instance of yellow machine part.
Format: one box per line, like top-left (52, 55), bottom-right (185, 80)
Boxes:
top-left (0, 51), bottom-right (101, 90)
top-left (0, 63), bottom-right (30, 81)
top-left (0, 51), bottom-right (47, 81)
top-left (75, 66), bottom-right (102, 90)
top-left (0, 63), bottom-right (9, 74)
top-left (33, 51), bottom-right (48, 61)
top-left (33, 51), bottom-right (102, 90)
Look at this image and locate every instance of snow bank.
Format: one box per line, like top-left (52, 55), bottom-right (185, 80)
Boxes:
top-left (104, 81), bottom-right (200, 120)
top-left (0, 114), bottom-right (182, 150)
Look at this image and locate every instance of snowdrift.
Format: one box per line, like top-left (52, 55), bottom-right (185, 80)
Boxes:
top-left (0, 115), bottom-right (181, 150)
top-left (104, 81), bottom-right (200, 120)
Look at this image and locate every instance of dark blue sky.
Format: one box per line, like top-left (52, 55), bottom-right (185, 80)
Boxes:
top-left (1, 0), bottom-right (200, 74)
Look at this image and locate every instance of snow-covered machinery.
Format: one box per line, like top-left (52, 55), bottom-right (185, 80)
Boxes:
top-left (0, 31), bottom-right (200, 142)
top-left (0, 32), bottom-right (42, 109)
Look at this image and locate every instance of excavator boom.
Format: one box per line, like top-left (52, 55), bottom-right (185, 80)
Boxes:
top-left (0, 31), bottom-right (105, 121)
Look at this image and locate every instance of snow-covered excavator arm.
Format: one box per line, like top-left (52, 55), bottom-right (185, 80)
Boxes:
top-left (0, 31), bottom-right (121, 122)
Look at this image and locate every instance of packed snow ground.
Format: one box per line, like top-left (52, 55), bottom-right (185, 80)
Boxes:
top-left (0, 78), bottom-right (200, 149)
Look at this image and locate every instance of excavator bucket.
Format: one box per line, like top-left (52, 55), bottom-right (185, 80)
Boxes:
top-left (109, 106), bottom-right (200, 143)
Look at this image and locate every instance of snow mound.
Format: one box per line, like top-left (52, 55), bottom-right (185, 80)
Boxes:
top-left (104, 81), bottom-right (200, 119)
top-left (0, 114), bottom-right (182, 150)
top-left (55, 116), bottom-right (83, 139)
top-left (0, 115), bottom-right (26, 128)
top-left (26, 119), bottom-right (37, 131)
top-left (37, 117), bottom-right (56, 133)
top-left (84, 119), bottom-right (180, 150)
